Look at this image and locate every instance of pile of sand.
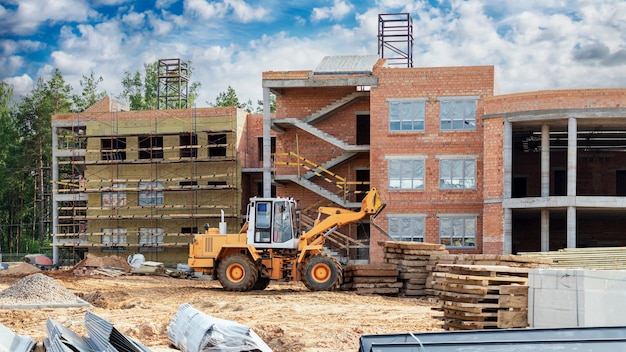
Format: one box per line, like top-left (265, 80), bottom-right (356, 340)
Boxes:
top-left (0, 262), bottom-right (41, 276)
top-left (75, 253), bottom-right (131, 271)
top-left (0, 273), bottom-right (80, 305)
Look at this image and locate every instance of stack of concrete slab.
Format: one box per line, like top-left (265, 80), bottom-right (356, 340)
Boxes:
top-left (528, 268), bottom-right (626, 328)
top-left (382, 241), bottom-right (448, 297)
top-left (520, 247), bottom-right (626, 269)
top-left (430, 264), bottom-right (530, 330)
top-left (342, 263), bottom-right (401, 295)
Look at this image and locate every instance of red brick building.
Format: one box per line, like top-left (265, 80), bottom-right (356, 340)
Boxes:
top-left (259, 55), bottom-right (626, 263)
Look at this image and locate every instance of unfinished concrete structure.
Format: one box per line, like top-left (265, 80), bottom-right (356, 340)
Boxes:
top-left (262, 56), bottom-right (626, 263)
top-left (51, 97), bottom-right (246, 265)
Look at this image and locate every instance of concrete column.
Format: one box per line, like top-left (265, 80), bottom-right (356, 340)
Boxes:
top-left (541, 209), bottom-right (549, 251)
top-left (567, 206), bottom-right (576, 248)
top-left (567, 117), bottom-right (577, 248)
top-left (51, 126), bottom-right (59, 264)
top-left (541, 124), bottom-right (550, 197)
top-left (503, 208), bottom-right (512, 254)
top-left (567, 117), bottom-right (577, 196)
top-left (262, 87), bottom-right (272, 198)
top-left (503, 120), bottom-right (512, 199)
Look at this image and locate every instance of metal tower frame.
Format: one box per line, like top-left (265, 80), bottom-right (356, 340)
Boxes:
top-left (378, 13), bottom-right (414, 68)
top-left (157, 58), bottom-right (189, 110)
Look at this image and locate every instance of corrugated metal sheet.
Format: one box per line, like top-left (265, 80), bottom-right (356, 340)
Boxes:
top-left (313, 55), bottom-right (379, 75)
top-left (360, 326), bottom-right (626, 352)
top-left (84, 311), bottom-right (152, 352)
top-left (0, 321), bottom-right (35, 352)
top-left (168, 303), bottom-right (272, 352)
top-left (45, 317), bottom-right (100, 352)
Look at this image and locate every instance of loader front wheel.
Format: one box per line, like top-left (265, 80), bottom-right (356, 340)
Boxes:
top-left (217, 253), bottom-right (258, 291)
top-left (301, 253), bottom-right (342, 291)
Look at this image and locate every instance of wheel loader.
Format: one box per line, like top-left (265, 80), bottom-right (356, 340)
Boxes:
top-left (188, 188), bottom-right (384, 291)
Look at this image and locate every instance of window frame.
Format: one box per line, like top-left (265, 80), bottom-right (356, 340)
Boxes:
top-left (438, 215), bottom-right (477, 248)
top-left (387, 98), bottom-right (427, 132)
top-left (439, 158), bottom-right (476, 190)
top-left (102, 228), bottom-right (127, 244)
top-left (138, 135), bottom-right (164, 159)
top-left (387, 214), bottom-right (426, 242)
top-left (138, 181), bottom-right (164, 206)
top-left (138, 227), bottom-right (165, 245)
top-left (387, 157), bottom-right (426, 191)
top-left (102, 183), bottom-right (127, 207)
top-left (438, 96), bottom-right (478, 131)
top-left (179, 133), bottom-right (198, 158)
top-left (208, 133), bottom-right (227, 157)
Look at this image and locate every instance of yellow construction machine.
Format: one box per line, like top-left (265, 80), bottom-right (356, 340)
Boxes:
top-left (188, 188), bottom-right (384, 291)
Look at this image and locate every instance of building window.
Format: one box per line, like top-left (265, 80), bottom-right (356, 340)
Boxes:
top-left (388, 99), bottom-right (425, 132)
top-left (440, 99), bottom-right (476, 131)
top-left (439, 215), bottom-right (476, 248)
top-left (388, 215), bottom-right (425, 242)
top-left (102, 183), bottom-right (126, 207)
top-left (208, 181), bottom-right (227, 187)
top-left (389, 159), bottom-right (424, 190)
top-left (181, 227), bottom-right (198, 235)
top-left (102, 228), bottom-right (127, 244)
top-left (138, 182), bottom-right (164, 206)
top-left (257, 137), bottom-right (276, 162)
top-left (139, 228), bottom-right (164, 244)
top-left (138, 136), bottom-right (163, 159)
top-left (101, 138), bottom-right (126, 160)
top-left (180, 180), bottom-right (198, 187)
top-left (180, 133), bottom-right (197, 158)
top-left (440, 159), bottom-right (475, 190)
top-left (209, 134), bottom-right (227, 157)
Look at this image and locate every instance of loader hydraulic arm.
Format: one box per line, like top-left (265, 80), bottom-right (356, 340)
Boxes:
top-left (298, 188), bottom-right (383, 249)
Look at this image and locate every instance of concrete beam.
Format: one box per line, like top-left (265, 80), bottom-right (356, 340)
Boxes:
top-left (504, 196), bottom-right (626, 209)
top-left (262, 76), bottom-right (378, 89)
top-left (483, 107), bottom-right (626, 122)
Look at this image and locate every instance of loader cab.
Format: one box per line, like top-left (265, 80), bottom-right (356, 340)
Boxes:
top-left (247, 197), bottom-right (299, 249)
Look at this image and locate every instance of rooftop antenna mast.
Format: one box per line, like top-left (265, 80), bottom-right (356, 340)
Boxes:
top-left (158, 58), bottom-right (189, 110)
top-left (378, 13), bottom-right (414, 68)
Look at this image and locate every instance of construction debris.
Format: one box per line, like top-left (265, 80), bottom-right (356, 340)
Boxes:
top-left (342, 264), bottom-right (401, 295)
top-left (0, 273), bottom-right (88, 308)
top-left (168, 303), bottom-right (273, 352)
top-left (429, 264), bottom-right (529, 330)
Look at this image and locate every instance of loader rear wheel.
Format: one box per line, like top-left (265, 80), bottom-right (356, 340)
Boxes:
top-left (217, 253), bottom-right (258, 291)
top-left (301, 253), bottom-right (342, 291)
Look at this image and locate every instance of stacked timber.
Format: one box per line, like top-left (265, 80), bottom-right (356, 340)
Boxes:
top-left (519, 246), bottom-right (626, 269)
top-left (342, 263), bottom-right (402, 295)
top-left (425, 254), bottom-right (551, 296)
top-left (382, 241), bottom-right (449, 297)
top-left (431, 264), bottom-right (529, 330)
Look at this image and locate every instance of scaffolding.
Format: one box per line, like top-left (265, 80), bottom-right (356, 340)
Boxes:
top-left (51, 103), bottom-right (241, 266)
top-left (378, 13), bottom-right (414, 68)
top-left (158, 58), bottom-right (189, 110)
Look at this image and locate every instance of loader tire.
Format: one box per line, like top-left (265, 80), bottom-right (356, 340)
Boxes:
top-left (301, 253), bottom-right (343, 291)
top-left (252, 276), bottom-right (270, 291)
top-left (217, 253), bottom-right (258, 292)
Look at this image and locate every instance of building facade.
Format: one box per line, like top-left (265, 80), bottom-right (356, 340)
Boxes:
top-left (51, 97), bottom-right (246, 265)
top-left (262, 56), bottom-right (626, 263)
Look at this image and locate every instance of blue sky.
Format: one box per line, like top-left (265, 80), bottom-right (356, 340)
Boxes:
top-left (1, 0), bottom-right (626, 107)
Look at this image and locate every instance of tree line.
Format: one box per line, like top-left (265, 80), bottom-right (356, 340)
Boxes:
top-left (0, 61), bottom-right (274, 257)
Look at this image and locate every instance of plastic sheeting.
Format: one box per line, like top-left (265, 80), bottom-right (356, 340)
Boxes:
top-left (168, 303), bottom-right (273, 352)
top-left (0, 321), bottom-right (35, 352)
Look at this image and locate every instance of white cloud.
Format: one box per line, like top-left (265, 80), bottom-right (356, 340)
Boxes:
top-left (1, 0), bottom-right (93, 35)
top-left (121, 11), bottom-right (146, 29)
top-left (184, 0), bottom-right (228, 20)
top-left (225, 0), bottom-right (269, 23)
top-left (148, 12), bottom-right (174, 36)
top-left (4, 74), bottom-right (34, 100)
top-left (312, 0), bottom-right (354, 22)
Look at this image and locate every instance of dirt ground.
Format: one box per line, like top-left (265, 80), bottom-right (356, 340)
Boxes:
top-left (0, 270), bottom-right (443, 352)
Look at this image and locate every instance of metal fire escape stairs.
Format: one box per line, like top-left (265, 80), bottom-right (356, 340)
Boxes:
top-left (272, 91), bottom-right (369, 209)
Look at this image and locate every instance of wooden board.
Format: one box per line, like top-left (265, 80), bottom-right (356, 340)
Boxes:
top-left (497, 310), bottom-right (528, 328)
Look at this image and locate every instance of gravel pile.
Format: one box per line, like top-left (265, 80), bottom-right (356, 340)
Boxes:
top-left (0, 273), bottom-right (80, 305)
